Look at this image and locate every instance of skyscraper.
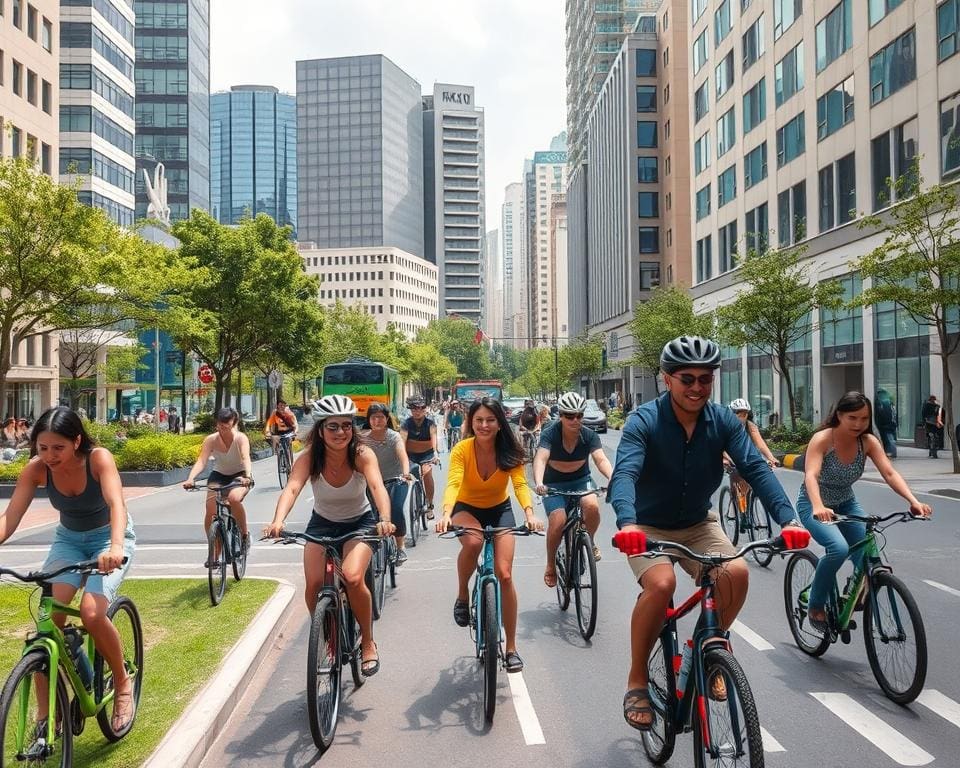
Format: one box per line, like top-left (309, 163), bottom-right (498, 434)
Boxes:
top-left (134, 0), bottom-right (211, 222)
top-left (296, 54), bottom-right (424, 256)
top-left (210, 85), bottom-right (296, 231)
top-left (422, 83), bottom-right (485, 323)
top-left (530, 142), bottom-right (568, 345)
top-left (501, 181), bottom-right (526, 347)
top-left (481, 228), bottom-right (502, 341)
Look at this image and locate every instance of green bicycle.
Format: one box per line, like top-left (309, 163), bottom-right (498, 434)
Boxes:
top-left (783, 511), bottom-right (928, 704)
top-left (0, 559), bottom-right (143, 766)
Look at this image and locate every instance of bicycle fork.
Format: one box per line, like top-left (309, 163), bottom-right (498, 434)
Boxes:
top-left (473, 544), bottom-right (504, 666)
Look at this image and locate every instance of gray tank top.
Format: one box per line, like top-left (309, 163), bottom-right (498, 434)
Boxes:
top-left (311, 470), bottom-right (371, 522)
top-left (360, 429), bottom-right (404, 479)
top-left (211, 435), bottom-right (244, 475)
top-left (46, 454), bottom-right (111, 532)
top-left (804, 435), bottom-right (865, 506)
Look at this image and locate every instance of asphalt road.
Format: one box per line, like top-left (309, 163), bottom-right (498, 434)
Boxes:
top-left (3, 429), bottom-right (959, 768)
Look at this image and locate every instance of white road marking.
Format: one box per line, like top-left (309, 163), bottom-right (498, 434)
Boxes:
top-left (730, 620), bottom-right (774, 651)
top-left (760, 726), bottom-right (786, 752)
top-left (915, 689), bottom-right (960, 729)
top-left (923, 579), bottom-right (960, 598)
top-left (507, 671), bottom-right (545, 745)
top-left (810, 692), bottom-right (934, 766)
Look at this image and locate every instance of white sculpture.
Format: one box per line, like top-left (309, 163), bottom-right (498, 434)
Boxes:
top-left (143, 162), bottom-right (171, 225)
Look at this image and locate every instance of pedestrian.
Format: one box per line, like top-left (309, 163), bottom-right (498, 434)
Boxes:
top-left (921, 395), bottom-right (944, 458)
top-left (874, 389), bottom-right (898, 458)
top-left (167, 406), bottom-right (182, 435)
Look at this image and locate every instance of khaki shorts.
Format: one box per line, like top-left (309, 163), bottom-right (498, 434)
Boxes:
top-left (627, 512), bottom-right (737, 583)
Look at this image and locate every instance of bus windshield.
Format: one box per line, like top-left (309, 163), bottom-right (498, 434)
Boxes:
top-left (455, 384), bottom-right (502, 402)
top-left (323, 365), bottom-right (384, 385)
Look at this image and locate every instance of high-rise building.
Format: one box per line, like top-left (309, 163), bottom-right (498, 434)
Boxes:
top-left (296, 54), bottom-right (424, 256)
top-left (501, 181), bottom-right (526, 347)
top-left (210, 85), bottom-right (296, 231)
top-left (481, 228), bottom-right (502, 341)
top-left (134, 0), bottom-right (211, 222)
top-left (422, 83), bottom-right (485, 323)
top-left (530, 146), bottom-right (568, 345)
top-left (59, 0), bottom-right (135, 227)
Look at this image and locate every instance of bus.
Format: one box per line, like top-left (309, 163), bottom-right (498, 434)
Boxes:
top-left (454, 379), bottom-right (503, 404)
top-left (320, 359), bottom-right (402, 418)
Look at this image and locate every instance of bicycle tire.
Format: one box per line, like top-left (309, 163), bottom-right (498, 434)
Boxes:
top-left (481, 579), bottom-right (499, 723)
top-left (555, 536), bottom-right (570, 611)
top-left (277, 448), bottom-right (288, 489)
top-left (386, 538), bottom-right (397, 589)
top-left (863, 571), bottom-right (927, 704)
top-left (408, 482), bottom-right (423, 548)
top-left (231, 520), bottom-right (247, 582)
top-left (307, 595), bottom-right (341, 753)
top-left (718, 486), bottom-right (739, 545)
top-left (692, 647), bottom-right (764, 768)
top-left (207, 520), bottom-right (227, 606)
top-left (783, 550), bottom-right (831, 656)
top-left (574, 530), bottom-right (599, 640)
top-left (92, 597), bottom-right (144, 742)
top-left (747, 493), bottom-right (774, 567)
top-left (641, 637), bottom-right (676, 765)
top-left (344, 600), bottom-right (365, 690)
top-left (367, 546), bottom-right (385, 621)
top-left (0, 649), bottom-right (72, 768)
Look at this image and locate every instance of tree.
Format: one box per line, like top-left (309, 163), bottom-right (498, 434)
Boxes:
top-left (406, 342), bottom-right (458, 397)
top-left (716, 247), bottom-right (841, 428)
top-left (416, 318), bottom-right (491, 380)
top-left (489, 343), bottom-right (525, 385)
top-left (515, 348), bottom-right (564, 400)
top-left (316, 300), bottom-right (383, 367)
top-left (561, 331), bottom-right (607, 398)
top-left (853, 168), bottom-right (960, 472)
top-left (629, 285), bottom-right (713, 393)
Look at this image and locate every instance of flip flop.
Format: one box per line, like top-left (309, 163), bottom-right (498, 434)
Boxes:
top-left (544, 568), bottom-right (557, 588)
top-left (361, 642), bottom-right (380, 677)
top-left (425, 505), bottom-right (435, 520)
top-left (623, 688), bottom-right (654, 731)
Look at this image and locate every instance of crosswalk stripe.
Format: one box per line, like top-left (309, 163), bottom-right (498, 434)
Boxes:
top-left (760, 726), bottom-right (786, 752)
top-left (915, 689), bottom-right (960, 729)
top-left (923, 579), bottom-right (960, 598)
top-left (810, 692), bottom-right (934, 766)
top-left (731, 620), bottom-right (774, 651)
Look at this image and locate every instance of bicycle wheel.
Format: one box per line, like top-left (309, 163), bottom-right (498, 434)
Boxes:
top-left (692, 647), bottom-right (764, 768)
top-left (641, 636), bottom-right (676, 765)
top-left (574, 530), bottom-right (599, 640)
top-left (747, 493), bottom-right (774, 567)
top-left (783, 550), bottom-right (830, 656)
top-left (718, 486), bottom-right (739, 545)
top-left (207, 520), bottom-right (227, 606)
top-left (277, 445), bottom-right (290, 489)
top-left (307, 595), bottom-right (341, 753)
top-left (481, 580), bottom-right (499, 723)
top-left (93, 597), bottom-right (144, 741)
top-left (554, 535), bottom-right (570, 611)
top-left (343, 601), bottom-right (365, 690)
top-left (408, 482), bottom-right (423, 548)
top-left (367, 546), bottom-right (385, 621)
top-left (231, 521), bottom-right (247, 582)
top-left (863, 571), bottom-right (927, 704)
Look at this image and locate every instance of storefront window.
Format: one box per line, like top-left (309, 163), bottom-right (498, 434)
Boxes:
top-left (747, 347), bottom-right (775, 426)
top-left (874, 298), bottom-right (930, 439)
top-left (720, 345), bottom-right (743, 404)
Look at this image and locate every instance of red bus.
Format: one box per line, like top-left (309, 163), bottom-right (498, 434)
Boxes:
top-left (454, 379), bottom-right (503, 404)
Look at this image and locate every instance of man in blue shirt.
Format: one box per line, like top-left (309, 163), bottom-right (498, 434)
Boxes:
top-left (609, 336), bottom-right (799, 731)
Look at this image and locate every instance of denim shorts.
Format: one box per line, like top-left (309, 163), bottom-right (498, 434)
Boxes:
top-left (408, 449), bottom-right (437, 465)
top-left (305, 509), bottom-right (378, 555)
top-left (541, 477), bottom-right (593, 514)
top-left (42, 518), bottom-right (136, 604)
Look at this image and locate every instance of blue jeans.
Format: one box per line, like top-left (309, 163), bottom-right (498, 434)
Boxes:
top-left (384, 478), bottom-right (410, 536)
top-left (797, 494), bottom-right (867, 611)
top-left (879, 427), bottom-right (897, 457)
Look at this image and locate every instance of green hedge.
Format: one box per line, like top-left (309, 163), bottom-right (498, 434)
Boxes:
top-left (607, 408), bottom-right (626, 430)
top-left (762, 420), bottom-right (814, 455)
top-left (0, 457), bottom-right (28, 482)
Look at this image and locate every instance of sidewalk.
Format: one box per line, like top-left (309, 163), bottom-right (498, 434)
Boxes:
top-left (15, 485), bottom-right (165, 534)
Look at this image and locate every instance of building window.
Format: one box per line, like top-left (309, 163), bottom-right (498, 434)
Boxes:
top-left (816, 75), bottom-right (854, 141)
top-left (27, 3), bottom-right (36, 39)
top-left (42, 17), bottom-right (52, 51)
top-left (942, 91), bottom-right (960, 177)
top-left (663, 9), bottom-right (669, 30)
top-left (638, 227), bottom-right (660, 253)
top-left (716, 50), bottom-right (735, 98)
top-left (718, 165), bottom-right (737, 207)
top-left (693, 0), bottom-right (708, 23)
top-left (818, 163), bottom-right (835, 232)
top-left (693, 30), bottom-right (709, 74)
top-left (715, 0), bottom-right (733, 43)
top-left (940, 0), bottom-right (960, 60)
top-left (26, 70), bottom-right (36, 105)
top-left (869, 28), bottom-right (915, 105)
top-left (743, 78), bottom-right (766, 134)
top-left (775, 42), bottom-right (805, 106)
top-left (637, 85), bottom-right (657, 112)
top-left (638, 156), bottom-right (659, 182)
top-left (743, 15), bottom-right (765, 72)
top-left (774, 0), bottom-right (802, 39)
top-left (639, 261), bottom-right (661, 289)
top-left (870, 0), bottom-right (904, 26)
top-left (717, 107), bottom-right (736, 157)
top-left (694, 81), bottom-right (710, 123)
top-left (41, 79), bottom-right (50, 113)
top-left (664, 84), bottom-right (670, 104)
top-left (837, 153), bottom-right (857, 224)
top-left (694, 132), bottom-right (711, 174)
top-left (776, 112), bottom-right (805, 167)
top-left (636, 48), bottom-right (657, 76)
top-left (40, 142), bottom-right (50, 174)
top-left (696, 235), bottom-right (713, 283)
top-left (12, 0), bottom-right (22, 28)
top-left (745, 202), bottom-right (769, 255)
top-left (744, 142), bottom-right (768, 189)
top-left (637, 121), bottom-right (658, 148)
top-left (663, 48), bottom-right (670, 68)
top-left (11, 126), bottom-right (22, 157)
top-left (816, 0), bottom-right (853, 72)
top-left (696, 183), bottom-right (712, 220)
top-left (12, 59), bottom-right (22, 96)
top-left (777, 181), bottom-right (807, 245)
top-left (664, 119), bottom-right (671, 139)
top-left (872, 117), bottom-right (918, 209)
top-left (638, 191), bottom-right (659, 217)
top-left (719, 221), bottom-right (738, 272)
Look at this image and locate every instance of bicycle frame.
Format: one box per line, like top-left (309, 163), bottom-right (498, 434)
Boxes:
top-left (472, 534), bottom-right (502, 662)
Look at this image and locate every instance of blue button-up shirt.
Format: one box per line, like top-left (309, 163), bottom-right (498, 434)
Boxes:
top-left (609, 393), bottom-right (795, 530)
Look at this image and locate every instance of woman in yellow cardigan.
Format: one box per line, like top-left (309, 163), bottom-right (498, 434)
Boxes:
top-left (436, 397), bottom-right (544, 672)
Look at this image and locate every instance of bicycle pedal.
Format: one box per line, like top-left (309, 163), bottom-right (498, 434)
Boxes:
top-left (847, 620), bottom-right (857, 631)
top-left (840, 629), bottom-right (852, 644)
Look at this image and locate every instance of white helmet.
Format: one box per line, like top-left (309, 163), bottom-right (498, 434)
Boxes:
top-left (313, 394), bottom-right (357, 419)
top-left (729, 398), bottom-right (752, 413)
top-left (557, 391), bottom-right (586, 413)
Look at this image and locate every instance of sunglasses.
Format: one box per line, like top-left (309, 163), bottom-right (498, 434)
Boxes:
top-left (560, 413), bottom-right (584, 420)
top-left (323, 421), bottom-right (354, 433)
top-left (672, 373), bottom-right (715, 387)
top-left (410, 406), bottom-right (426, 411)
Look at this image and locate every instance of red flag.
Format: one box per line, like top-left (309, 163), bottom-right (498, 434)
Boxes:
top-left (473, 327), bottom-right (484, 345)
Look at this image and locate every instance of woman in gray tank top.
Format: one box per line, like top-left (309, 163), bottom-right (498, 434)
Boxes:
top-left (799, 392), bottom-right (932, 630)
top-left (360, 403), bottom-right (413, 563)
top-left (0, 407), bottom-right (137, 733)
top-left (264, 395), bottom-right (395, 677)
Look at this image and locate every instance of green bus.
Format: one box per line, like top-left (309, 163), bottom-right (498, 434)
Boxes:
top-left (320, 358), bottom-right (402, 418)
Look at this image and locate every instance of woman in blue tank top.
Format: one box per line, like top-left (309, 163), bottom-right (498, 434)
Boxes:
top-left (0, 407), bottom-right (137, 733)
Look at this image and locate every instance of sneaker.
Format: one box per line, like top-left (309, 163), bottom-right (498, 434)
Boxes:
top-left (396, 549), bottom-right (408, 565)
top-left (592, 545), bottom-right (602, 562)
top-left (453, 598), bottom-right (470, 627)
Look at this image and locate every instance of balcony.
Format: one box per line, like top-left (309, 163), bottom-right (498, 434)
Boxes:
top-left (443, 166), bottom-right (480, 179)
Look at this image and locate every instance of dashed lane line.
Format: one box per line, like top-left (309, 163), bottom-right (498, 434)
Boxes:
top-left (507, 670), bottom-right (546, 746)
top-left (760, 726), bottom-right (786, 753)
top-left (730, 620), bottom-right (774, 651)
top-left (923, 579), bottom-right (960, 598)
top-left (915, 689), bottom-right (960, 730)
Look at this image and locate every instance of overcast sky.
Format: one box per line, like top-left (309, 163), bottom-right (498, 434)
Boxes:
top-left (209, 0), bottom-right (567, 237)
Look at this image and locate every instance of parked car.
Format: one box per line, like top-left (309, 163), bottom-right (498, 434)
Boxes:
top-left (502, 397), bottom-right (527, 424)
top-left (582, 399), bottom-right (608, 433)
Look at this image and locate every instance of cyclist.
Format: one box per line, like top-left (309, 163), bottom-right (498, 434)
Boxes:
top-left (725, 398), bottom-right (780, 531)
top-left (799, 391), bottom-right (931, 632)
top-left (444, 400), bottom-right (465, 449)
top-left (400, 396), bottom-right (439, 519)
top-left (518, 399), bottom-right (541, 456)
top-left (609, 336), bottom-right (801, 731)
top-left (0, 407), bottom-right (137, 733)
top-left (183, 407), bottom-right (253, 558)
top-left (264, 398), bottom-right (298, 461)
top-left (534, 391), bottom-right (613, 586)
top-left (436, 397), bottom-right (544, 673)
top-left (360, 402), bottom-right (413, 563)
top-left (264, 395), bottom-right (395, 676)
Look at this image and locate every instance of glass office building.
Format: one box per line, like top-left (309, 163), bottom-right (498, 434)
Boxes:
top-left (210, 85), bottom-right (296, 232)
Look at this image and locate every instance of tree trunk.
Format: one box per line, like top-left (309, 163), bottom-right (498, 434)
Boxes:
top-left (779, 356), bottom-right (797, 430)
top-left (940, 347), bottom-right (960, 474)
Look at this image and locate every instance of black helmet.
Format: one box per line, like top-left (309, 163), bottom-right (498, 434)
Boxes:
top-left (660, 336), bottom-right (721, 373)
top-left (406, 396), bottom-right (426, 408)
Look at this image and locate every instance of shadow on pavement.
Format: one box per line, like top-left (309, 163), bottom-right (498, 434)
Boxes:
top-left (569, 736), bottom-right (645, 768)
top-left (517, 600), bottom-right (593, 648)
top-left (402, 655), bottom-right (494, 736)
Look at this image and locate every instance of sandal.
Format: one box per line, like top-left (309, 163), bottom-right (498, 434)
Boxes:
top-left (543, 567), bottom-right (557, 588)
top-left (111, 684), bottom-right (135, 733)
top-left (425, 505), bottom-right (435, 520)
top-left (709, 672), bottom-right (728, 702)
top-left (361, 642), bottom-right (380, 677)
top-left (504, 651), bottom-right (524, 673)
top-left (592, 545), bottom-right (602, 562)
top-left (623, 688), bottom-right (654, 731)
top-left (453, 598), bottom-right (470, 627)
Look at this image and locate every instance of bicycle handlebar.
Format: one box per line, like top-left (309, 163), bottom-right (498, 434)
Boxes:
top-left (440, 524), bottom-right (544, 540)
top-left (186, 478), bottom-right (254, 492)
top-left (0, 557), bottom-right (129, 584)
top-left (825, 511), bottom-right (929, 526)
top-left (271, 529), bottom-right (383, 547)
top-left (539, 486), bottom-right (608, 498)
top-left (611, 527), bottom-right (811, 564)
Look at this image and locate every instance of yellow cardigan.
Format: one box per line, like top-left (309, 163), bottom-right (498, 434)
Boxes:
top-left (442, 437), bottom-right (533, 514)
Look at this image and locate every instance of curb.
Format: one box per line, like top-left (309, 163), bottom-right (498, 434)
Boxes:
top-left (779, 453), bottom-right (805, 471)
top-left (141, 578), bottom-right (296, 768)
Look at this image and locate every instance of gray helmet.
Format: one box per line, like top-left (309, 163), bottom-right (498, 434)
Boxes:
top-left (557, 391), bottom-right (586, 413)
top-left (660, 335), bottom-right (721, 373)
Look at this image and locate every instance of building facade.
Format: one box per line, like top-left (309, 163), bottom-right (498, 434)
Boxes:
top-left (210, 85), bottom-right (296, 231)
top-left (422, 83), bottom-right (485, 323)
top-left (59, 0), bottom-right (135, 227)
top-left (481, 228), bottom-right (503, 341)
top-left (134, 0), bottom-right (211, 222)
top-left (531, 148), bottom-right (568, 346)
top-left (501, 181), bottom-right (526, 347)
top-left (690, 0), bottom-right (960, 431)
top-left (299, 245), bottom-right (438, 338)
top-left (296, 55), bottom-right (424, 256)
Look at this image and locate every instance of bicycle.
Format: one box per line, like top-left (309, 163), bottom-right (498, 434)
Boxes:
top-left (783, 511), bottom-right (929, 704)
top-left (543, 485), bottom-right (605, 640)
top-left (274, 529), bottom-right (381, 753)
top-left (407, 459), bottom-right (438, 548)
top-left (440, 524), bottom-right (541, 722)
top-left (188, 478), bottom-right (253, 606)
top-left (0, 560), bottom-right (144, 766)
top-left (274, 432), bottom-right (295, 489)
top-left (519, 428), bottom-right (538, 463)
top-left (365, 477), bottom-right (407, 620)
top-left (448, 425), bottom-right (462, 450)
top-left (612, 526), bottom-right (810, 767)
top-left (718, 466), bottom-right (774, 567)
